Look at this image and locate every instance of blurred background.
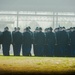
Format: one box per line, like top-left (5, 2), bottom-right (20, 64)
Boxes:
top-left (0, 0), bottom-right (75, 55)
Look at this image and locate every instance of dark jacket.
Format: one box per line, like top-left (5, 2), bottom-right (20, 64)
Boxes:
top-left (33, 31), bottom-right (38, 44)
top-left (12, 31), bottom-right (16, 44)
top-left (12, 31), bottom-right (22, 44)
top-left (46, 32), bottom-right (55, 45)
top-left (35, 31), bottom-right (45, 45)
top-left (2, 31), bottom-right (11, 44)
top-left (70, 31), bottom-right (75, 45)
top-left (22, 32), bottom-right (33, 45)
top-left (56, 31), bottom-right (68, 45)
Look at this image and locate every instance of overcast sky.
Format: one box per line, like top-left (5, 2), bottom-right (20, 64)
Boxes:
top-left (0, 0), bottom-right (75, 12)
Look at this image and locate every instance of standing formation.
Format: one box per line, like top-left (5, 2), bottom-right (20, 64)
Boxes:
top-left (0, 26), bottom-right (75, 57)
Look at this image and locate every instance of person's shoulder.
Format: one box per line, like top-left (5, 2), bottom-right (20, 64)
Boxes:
top-left (41, 32), bottom-right (44, 35)
top-left (2, 31), bottom-right (4, 33)
top-left (7, 31), bottom-right (11, 34)
top-left (19, 31), bottom-right (22, 34)
top-left (8, 31), bottom-right (11, 33)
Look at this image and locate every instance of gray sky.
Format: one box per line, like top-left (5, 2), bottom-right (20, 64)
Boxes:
top-left (0, 0), bottom-right (75, 12)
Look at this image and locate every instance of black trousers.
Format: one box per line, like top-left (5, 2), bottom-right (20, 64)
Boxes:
top-left (2, 43), bottom-right (10, 56)
top-left (13, 44), bottom-right (21, 56)
top-left (22, 44), bottom-right (31, 56)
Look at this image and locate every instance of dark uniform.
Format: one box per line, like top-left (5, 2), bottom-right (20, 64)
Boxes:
top-left (70, 28), bottom-right (75, 57)
top-left (12, 30), bottom-right (22, 56)
top-left (29, 31), bottom-right (33, 56)
top-left (33, 27), bottom-right (39, 56)
top-left (22, 28), bottom-right (32, 56)
top-left (35, 28), bottom-right (45, 56)
top-left (2, 27), bottom-right (11, 56)
top-left (46, 28), bottom-right (55, 57)
top-left (66, 29), bottom-right (71, 57)
top-left (54, 28), bottom-right (59, 57)
top-left (57, 29), bottom-right (68, 57)
top-left (12, 31), bottom-right (16, 44)
top-left (27, 26), bottom-right (33, 56)
top-left (33, 31), bottom-right (37, 56)
top-left (44, 28), bottom-right (48, 56)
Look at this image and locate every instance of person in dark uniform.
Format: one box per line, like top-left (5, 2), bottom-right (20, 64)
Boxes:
top-left (12, 27), bottom-right (22, 56)
top-left (2, 27), bottom-right (11, 56)
top-left (55, 27), bottom-right (63, 57)
top-left (46, 27), bottom-right (55, 57)
top-left (27, 26), bottom-right (33, 56)
top-left (22, 27), bottom-right (33, 56)
top-left (70, 27), bottom-right (75, 57)
top-left (35, 27), bottom-right (45, 56)
top-left (12, 27), bottom-right (17, 35)
top-left (57, 27), bottom-right (68, 57)
top-left (54, 28), bottom-right (59, 57)
top-left (33, 27), bottom-right (39, 56)
top-left (27, 26), bottom-right (33, 35)
top-left (44, 28), bottom-right (48, 56)
top-left (69, 27), bottom-right (74, 57)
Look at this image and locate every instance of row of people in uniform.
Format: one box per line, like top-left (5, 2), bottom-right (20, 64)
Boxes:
top-left (0, 26), bottom-right (75, 57)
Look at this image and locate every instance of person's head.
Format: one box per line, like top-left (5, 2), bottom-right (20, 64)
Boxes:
top-left (26, 27), bottom-right (29, 32)
top-left (48, 27), bottom-right (53, 32)
top-left (35, 27), bottom-right (39, 32)
top-left (17, 27), bottom-right (20, 32)
top-left (14, 27), bottom-right (17, 31)
top-left (28, 26), bottom-right (31, 31)
top-left (44, 28), bottom-right (48, 33)
top-left (62, 27), bottom-right (66, 31)
top-left (39, 27), bottom-right (42, 32)
top-left (4, 27), bottom-right (9, 31)
top-left (50, 27), bottom-right (53, 32)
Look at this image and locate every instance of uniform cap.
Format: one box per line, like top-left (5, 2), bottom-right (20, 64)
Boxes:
top-left (35, 27), bottom-right (39, 30)
top-left (49, 27), bottom-right (53, 30)
top-left (39, 27), bottom-right (42, 30)
top-left (5, 26), bottom-right (9, 29)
